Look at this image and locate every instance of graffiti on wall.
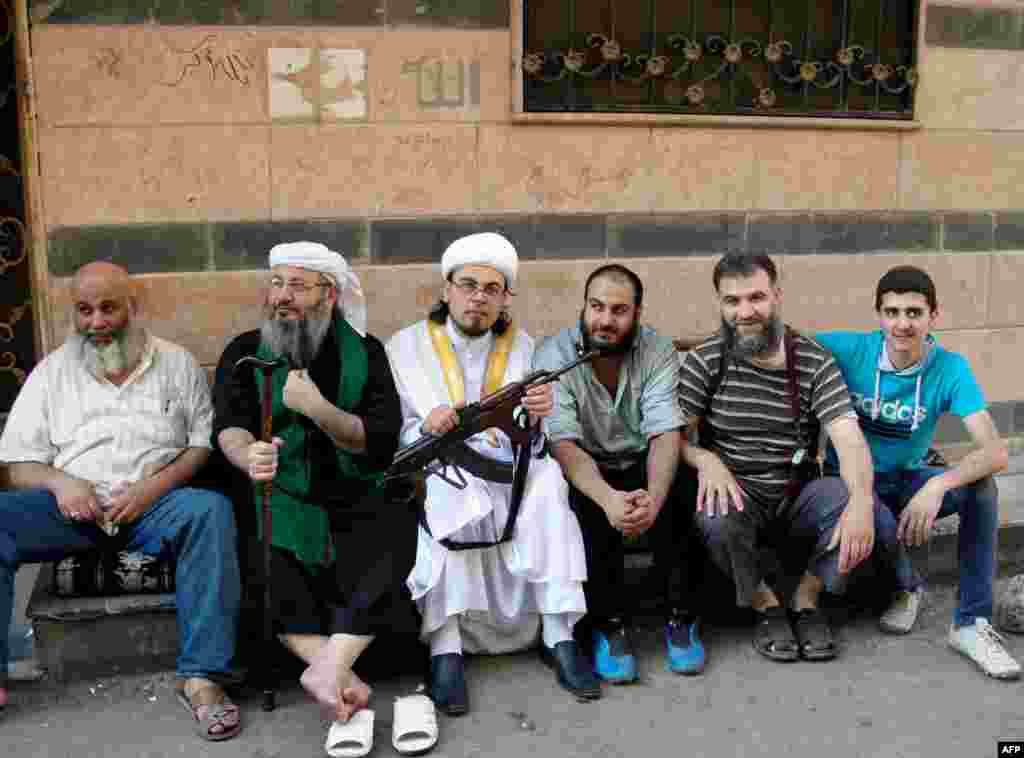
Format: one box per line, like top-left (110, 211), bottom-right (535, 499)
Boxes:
top-left (161, 34), bottom-right (255, 88)
top-left (269, 47), bottom-right (367, 122)
top-left (400, 58), bottom-right (480, 109)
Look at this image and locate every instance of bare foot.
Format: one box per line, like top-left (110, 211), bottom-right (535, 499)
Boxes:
top-left (336, 670), bottom-right (371, 723)
top-left (299, 640), bottom-right (372, 722)
top-left (300, 643), bottom-right (341, 718)
top-left (0, 686), bottom-right (7, 709)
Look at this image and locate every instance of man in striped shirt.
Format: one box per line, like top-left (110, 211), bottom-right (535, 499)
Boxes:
top-left (679, 253), bottom-right (875, 662)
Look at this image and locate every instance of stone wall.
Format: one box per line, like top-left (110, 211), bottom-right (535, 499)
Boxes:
top-left (24, 0), bottom-right (1024, 440)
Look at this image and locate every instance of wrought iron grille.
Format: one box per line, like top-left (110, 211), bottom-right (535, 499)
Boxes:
top-left (522, 0), bottom-right (918, 119)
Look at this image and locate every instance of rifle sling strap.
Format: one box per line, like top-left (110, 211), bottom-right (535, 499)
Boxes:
top-left (421, 436), bottom-right (536, 551)
top-left (438, 441), bottom-right (515, 484)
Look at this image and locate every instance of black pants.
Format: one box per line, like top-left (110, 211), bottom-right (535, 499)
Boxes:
top-left (568, 460), bottom-right (702, 632)
top-left (239, 482), bottom-right (426, 680)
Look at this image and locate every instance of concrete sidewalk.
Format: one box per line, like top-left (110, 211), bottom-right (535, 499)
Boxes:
top-left (9, 458), bottom-right (1024, 757)
top-left (3, 580), bottom-right (1024, 758)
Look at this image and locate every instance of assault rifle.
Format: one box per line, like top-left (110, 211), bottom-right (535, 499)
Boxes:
top-left (384, 348), bottom-right (600, 488)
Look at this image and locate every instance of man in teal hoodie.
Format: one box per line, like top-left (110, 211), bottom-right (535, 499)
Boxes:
top-left (817, 265), bottom-right (1019, 679)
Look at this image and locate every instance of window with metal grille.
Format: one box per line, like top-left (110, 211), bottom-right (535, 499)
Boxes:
top-left (522, 1), bottom-right (918, 120)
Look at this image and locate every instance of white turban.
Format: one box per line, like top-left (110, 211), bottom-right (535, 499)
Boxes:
top-left (269, 241), bottom-right (367, 336)
top-left (441, 232), bottom-right (518, 288)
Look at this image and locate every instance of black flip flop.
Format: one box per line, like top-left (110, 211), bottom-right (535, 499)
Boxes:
top-left (793, 608), bottom-right (838, 661)
top-left (752, 607), bottom-right (799, 662)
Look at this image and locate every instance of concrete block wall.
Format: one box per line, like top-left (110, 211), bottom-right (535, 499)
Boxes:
top-left (24, 0), bottom-right (1024, 440)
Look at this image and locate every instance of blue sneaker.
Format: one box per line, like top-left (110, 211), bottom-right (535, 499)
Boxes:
top-left (592, 623), bottom-right (638, 684)
top-left (666, 614), bottom-right (705, 675)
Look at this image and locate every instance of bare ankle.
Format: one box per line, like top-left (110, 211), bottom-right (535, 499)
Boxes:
top-left (793, 572), bottom-right (824, 611)
top-left (183, 676), bottom-right (215, 697)
top-left (751, 588), bottom-right (781, 613)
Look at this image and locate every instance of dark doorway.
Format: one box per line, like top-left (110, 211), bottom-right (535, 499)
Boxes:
top-left (0, 5), bottom-right (34, 420)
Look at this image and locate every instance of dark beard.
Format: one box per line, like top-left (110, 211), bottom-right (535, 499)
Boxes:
top-left (260, 310), bottom-right (332, 369)
top-left (579, 310), bottom-right (638, 355)
top-left (720, 314), bottom-right (783, 361)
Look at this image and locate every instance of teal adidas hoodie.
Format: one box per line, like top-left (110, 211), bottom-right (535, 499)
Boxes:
top-left (815, 330), bottom-right (985, 472)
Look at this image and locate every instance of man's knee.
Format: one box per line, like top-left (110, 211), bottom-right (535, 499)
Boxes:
top-left (0, 489), bottom-right (59, 564)
top-left (792, 477), bottom-right (850, 532)
top-left (701, 510), bottom-right (756, 551)
top-left (179, 488), bottom-right (238, 537)
top-left (968, 475), bottom-right (998, 508)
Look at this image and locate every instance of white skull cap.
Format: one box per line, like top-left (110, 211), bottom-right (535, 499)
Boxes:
top-left (441, 232), bottom-right (518, 288)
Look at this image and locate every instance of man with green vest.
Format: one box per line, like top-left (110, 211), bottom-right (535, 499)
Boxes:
top-left (213, 242), bottom-right (436, 755)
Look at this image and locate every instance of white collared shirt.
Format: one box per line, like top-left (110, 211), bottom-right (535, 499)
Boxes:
top-left (0, 332), bottom-right (213, 494)
top-left (446, 318), bottom-right (495, 404)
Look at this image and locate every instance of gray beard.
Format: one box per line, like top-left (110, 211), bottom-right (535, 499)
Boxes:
top-left (721, 314), bottom-right (783, 361)
top-left (72, 326), bottom-right (146, 379)
top-left (259, 310), bottom-right (332, 369)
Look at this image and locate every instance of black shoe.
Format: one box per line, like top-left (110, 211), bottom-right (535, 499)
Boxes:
top-left (541, 640), bottom-right (603, 700)
top-left (429, 653), bottom-right (469, 716)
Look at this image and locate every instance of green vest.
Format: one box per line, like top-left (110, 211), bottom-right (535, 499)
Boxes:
top-left (255, 317), bottom-right (382, 570)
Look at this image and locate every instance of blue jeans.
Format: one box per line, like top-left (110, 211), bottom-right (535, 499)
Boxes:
top-left (872, 467), bottom-right (998, 627)
top-left (0, 487), bottom-right (240, 680)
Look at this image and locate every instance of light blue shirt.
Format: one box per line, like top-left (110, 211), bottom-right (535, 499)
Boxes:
top-left (532, 324), bottom-right (683, 471)
top-left (816, 330), bottom-right (985, 472)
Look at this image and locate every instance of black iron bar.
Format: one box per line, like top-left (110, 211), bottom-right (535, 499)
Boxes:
top-left (838, 0), bottom-right (850, 111)
top-left (875, 0), bottom-right (885, 112)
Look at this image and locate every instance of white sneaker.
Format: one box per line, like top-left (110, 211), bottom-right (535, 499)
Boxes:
top-left (879, 588), bottom-right (924, 634)
top-left (948, 618), bottom-right (1022, 680)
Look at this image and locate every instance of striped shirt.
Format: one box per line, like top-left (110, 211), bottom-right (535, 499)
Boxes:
top-left (678, 332), bottom-right (855, 509)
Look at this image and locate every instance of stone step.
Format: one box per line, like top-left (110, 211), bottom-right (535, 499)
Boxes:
top-left (26, 564), bottom-right (178, 682)
top-left (26, 466), bottom-right (1024, 682)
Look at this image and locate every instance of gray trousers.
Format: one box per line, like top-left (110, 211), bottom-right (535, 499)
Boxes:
top-left (698, 476), bottom-right (850, 607)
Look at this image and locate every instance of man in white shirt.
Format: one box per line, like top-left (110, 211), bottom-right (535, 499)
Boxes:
top-left (385, 233), bottom-right (598, 715)
top-left (0, 262), bottom-right (242, 741)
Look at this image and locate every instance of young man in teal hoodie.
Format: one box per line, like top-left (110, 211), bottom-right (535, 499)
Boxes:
top-left (817, 265), bottom-right (1019, 679)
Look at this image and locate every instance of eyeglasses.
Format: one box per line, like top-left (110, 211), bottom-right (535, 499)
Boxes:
top-left (451, 279), bottom-right (506, 300)
top-left (268, 277), bottom-right (332, 295)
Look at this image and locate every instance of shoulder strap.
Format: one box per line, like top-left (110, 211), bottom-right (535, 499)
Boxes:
top-left (697, 342), bottom-right (729, 447)
top-left (784, 328), bottom-right (816, 452)
top-left (706, 344), bottom-right (730, 412)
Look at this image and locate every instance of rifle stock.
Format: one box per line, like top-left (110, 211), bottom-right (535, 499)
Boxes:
top-left (385, 349), bottom-right (599, 482)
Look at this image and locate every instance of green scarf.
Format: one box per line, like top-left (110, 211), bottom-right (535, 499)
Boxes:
top-left (255, 317), bottom-right (382, 570)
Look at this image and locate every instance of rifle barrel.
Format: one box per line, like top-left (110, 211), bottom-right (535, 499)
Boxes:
top-left (384, 349), bottom-right (600, 480)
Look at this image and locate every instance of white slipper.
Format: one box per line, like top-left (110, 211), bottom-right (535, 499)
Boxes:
top-left (392, 694), bottom-right (438, 756)
top-left (325, 709), bottom-right (375, 758)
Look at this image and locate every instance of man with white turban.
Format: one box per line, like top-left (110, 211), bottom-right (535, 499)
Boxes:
top-left (213, 242), bottom-right (437, 754)
top-left (386, 232), bottom-right (599, 715)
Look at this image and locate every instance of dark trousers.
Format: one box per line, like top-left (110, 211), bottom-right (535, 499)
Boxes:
top-left (239, 482), bottom-right (425, 680)
top-left (568, 460), bottom-right (702, 631)
top-left (699, 476), bottom-right (851, 607)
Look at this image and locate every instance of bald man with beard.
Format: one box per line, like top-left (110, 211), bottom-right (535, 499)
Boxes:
top-left (0, 262), bottom-right (242, 741)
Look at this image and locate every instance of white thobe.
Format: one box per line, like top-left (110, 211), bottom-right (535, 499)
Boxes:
top-left (386, 320), bottom-right (587, 653)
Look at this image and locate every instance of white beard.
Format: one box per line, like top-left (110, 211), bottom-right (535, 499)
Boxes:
top-left (70, 326), bottom-right (146, 380)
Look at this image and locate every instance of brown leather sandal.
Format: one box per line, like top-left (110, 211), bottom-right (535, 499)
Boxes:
top-left (174, 679), bottom-right (242, 742)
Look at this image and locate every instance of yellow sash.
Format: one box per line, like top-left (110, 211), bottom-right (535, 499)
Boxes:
top-left (426, 320), bottom-right (515, 444)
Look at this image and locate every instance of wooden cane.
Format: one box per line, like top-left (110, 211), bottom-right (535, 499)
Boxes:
top-left (234, 355), bottom-right (286, 712)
